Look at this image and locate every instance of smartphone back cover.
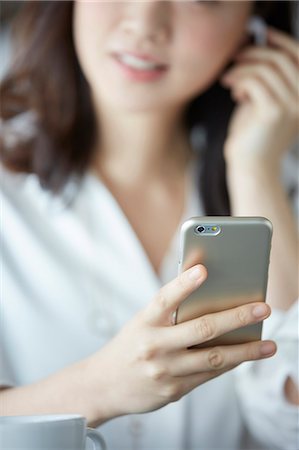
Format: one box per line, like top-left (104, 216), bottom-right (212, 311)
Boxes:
top-left (176, 217), bottom-right (272, 347)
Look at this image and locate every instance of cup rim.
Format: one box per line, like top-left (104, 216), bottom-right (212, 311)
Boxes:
top-left (0, 414), bottom-right (85, 424)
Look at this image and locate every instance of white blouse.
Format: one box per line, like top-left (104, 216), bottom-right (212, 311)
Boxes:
top-left (0, 160), bottom-right (298, 450)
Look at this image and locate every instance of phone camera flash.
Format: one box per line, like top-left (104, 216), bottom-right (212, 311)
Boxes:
top-left (194, 224), bottom-right (221, 236)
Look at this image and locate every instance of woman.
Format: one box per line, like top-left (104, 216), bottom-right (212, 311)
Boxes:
top-left (0, 1), bottom-right (298, 449)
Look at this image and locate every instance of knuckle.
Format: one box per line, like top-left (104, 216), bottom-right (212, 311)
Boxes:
top-left (137, 339), bottom-right (157, 362)
top-left (155, 291), bottom-right (169, 312)
top-left (163, 383), bottom-right (182, 402)
top-left (236, 308), bottom-right (249, 327)
top-left (208, 348), bottom-right (225, 370)
top-left (147, 363), bottom-right (167, 381)
top-left (195, 317), bottom-right (215, 341)
top-left (246, 343), bottom-right (259, 362)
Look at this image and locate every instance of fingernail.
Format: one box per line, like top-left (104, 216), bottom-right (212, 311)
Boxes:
top-left (260, 341), bottom-right (276, 356)
top-left (252, 304), bottom-right (269, 319)
top-left (189, 266), bottom-right (201, 281)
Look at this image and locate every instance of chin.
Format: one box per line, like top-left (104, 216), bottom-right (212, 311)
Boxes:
top-left (97, 91), bottom-right (183, 114)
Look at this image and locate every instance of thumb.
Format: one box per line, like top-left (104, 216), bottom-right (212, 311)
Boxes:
top-left (144, 265), bottom-right (208, 326)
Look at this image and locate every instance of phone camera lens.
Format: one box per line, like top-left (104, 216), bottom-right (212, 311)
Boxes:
top-left (197, 226), bottom-right (205, 233)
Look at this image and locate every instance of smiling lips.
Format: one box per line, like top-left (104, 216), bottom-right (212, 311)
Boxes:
top-left (112, 51), bottom-right (169, 82)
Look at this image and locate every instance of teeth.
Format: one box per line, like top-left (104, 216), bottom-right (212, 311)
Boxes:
top-left (118, 54), bottom-right (161, 71)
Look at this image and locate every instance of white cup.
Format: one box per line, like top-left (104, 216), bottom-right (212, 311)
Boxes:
top-left (0, 414), bottom-right (106, 450)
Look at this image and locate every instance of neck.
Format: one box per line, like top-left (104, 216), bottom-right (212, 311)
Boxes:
top-left (91, 106), bottom-right (192, 185)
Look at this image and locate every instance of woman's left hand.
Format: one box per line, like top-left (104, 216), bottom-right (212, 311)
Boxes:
top-left (221, 27), bottom-right (299, 173)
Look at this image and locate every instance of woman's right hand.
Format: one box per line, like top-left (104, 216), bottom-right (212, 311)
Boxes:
top-left (89, 264), bottom-right (276, 420)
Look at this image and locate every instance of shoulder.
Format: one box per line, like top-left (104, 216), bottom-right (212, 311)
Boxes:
top-left (0, 164), bottom-right (29, 192)
top-left (0, 164), bottom-right (50, 214)
top-left (0, 164), bottom-right (86, 214)
top-left (0, 165), bottom-right (107, 240)
top-left (0, 165), bottom-right (81, 242)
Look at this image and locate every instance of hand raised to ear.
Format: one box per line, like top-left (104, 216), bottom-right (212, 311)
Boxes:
top-left (221, 27), bottom-right (299, 172)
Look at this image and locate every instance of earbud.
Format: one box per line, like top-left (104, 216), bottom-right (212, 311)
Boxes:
top-left (246, 15), bottom-right (267, 46)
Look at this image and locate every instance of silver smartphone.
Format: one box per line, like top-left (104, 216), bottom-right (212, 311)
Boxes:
top-left (175, 217), bottom-right (272, 348)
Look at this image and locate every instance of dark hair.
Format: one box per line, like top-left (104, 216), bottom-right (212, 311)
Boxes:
top-left (0, 1), bottom-right (294, 214)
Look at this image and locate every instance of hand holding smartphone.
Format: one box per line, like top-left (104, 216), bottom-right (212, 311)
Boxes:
top-left (175, 217), bottom-right (272, 348)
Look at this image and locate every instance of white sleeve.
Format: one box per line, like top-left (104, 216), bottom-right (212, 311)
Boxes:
top-left (234, 301), bottom-right (299, 450)
top-left (0, 256), bottom-right (16, 388)
top-left (0, 177), bottom-right (17, 388)
top-left (0, 338), bottom-right (16, 388)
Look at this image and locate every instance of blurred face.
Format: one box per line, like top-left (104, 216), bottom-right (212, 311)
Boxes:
top-left (73, 1), bottom-right (253, 113)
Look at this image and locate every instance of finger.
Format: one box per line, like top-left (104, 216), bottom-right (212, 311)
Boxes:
top-left (179, 364), bottom-right (238, 394)
top-left (235, 47), bottom-right (299, 95)
top-left (225, 76), bottom-right (278, 115)
top-left (162, 301), bottom-right (271, 350)
top-left (169, 340), bottom-right (276, 377)
top-left (267, 27), bottom-right (299, 64)
top-left (144, 264), bottom-right (208, 326)
top-left (156, 365), bottom-right (235, 404)
top-left (222, 64), bottom-right (294, 107)
top-left (232, 76), bottom-right (299, 120)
